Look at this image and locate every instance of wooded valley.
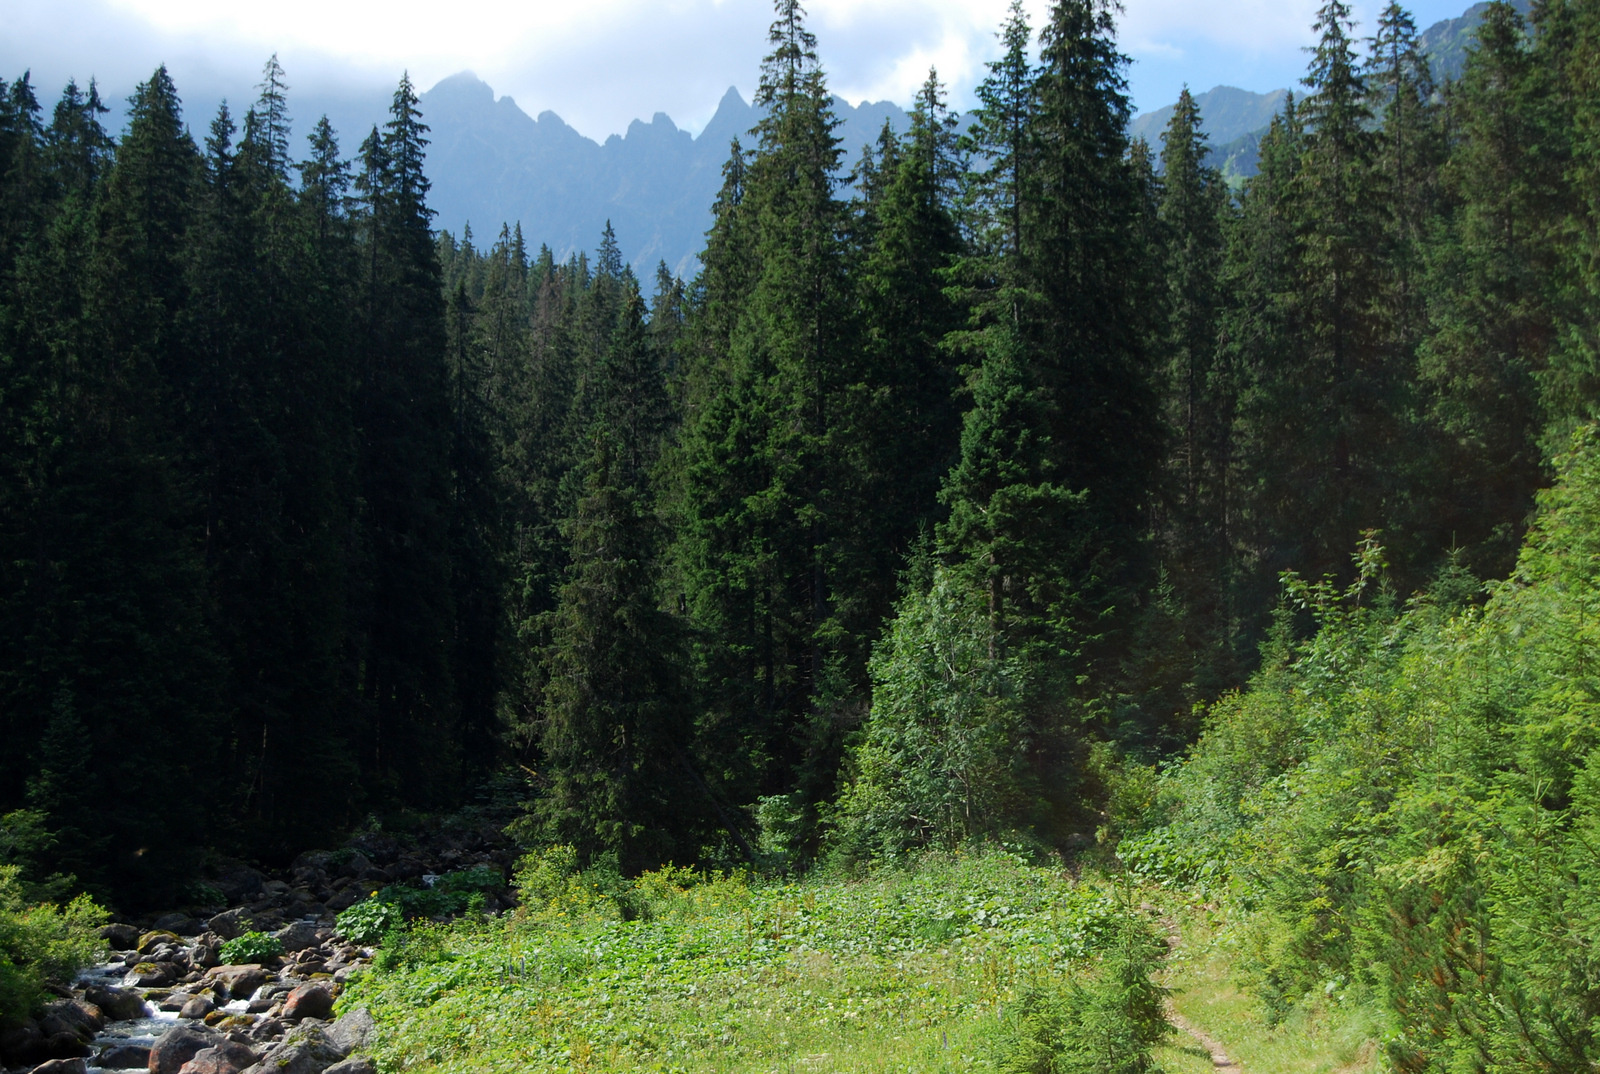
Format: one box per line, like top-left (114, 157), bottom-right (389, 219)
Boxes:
top-left (3, 0), bottom-right (1600, 1066)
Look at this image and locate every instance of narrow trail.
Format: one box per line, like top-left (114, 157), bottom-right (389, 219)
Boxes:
top-left (1157, 910), bottom-right (1243, 1073)
top-left (1167, 1002), bottom-right (1241, 1071)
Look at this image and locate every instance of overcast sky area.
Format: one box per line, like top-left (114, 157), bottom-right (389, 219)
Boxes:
top-left (4, 0), bottom-right (1479, 143)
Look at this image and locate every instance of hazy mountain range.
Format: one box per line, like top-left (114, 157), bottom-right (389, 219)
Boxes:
top-left (278, 0), bottom-right (1525, 276)
top-left (419, 76), bottom-right (908, 278)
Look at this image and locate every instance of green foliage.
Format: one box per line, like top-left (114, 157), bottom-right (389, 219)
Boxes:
top-left (1146, 427), bottom-right (1600, 1069)
top-left (346, 849), bottom-right (1130, 1072)
top-left (336, 899), bottom-right (402, 946)
top-left (996, 907), bottom-right (1169, 1074)
top-left (829, 565), bottom-right (1040, 861)
top-left (219, 930), bottom-right (282, 965)
top-left (0, 866), bottom-right (107, 1028)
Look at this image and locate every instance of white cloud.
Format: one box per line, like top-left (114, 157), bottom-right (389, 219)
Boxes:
top-left (2, 0), bottom-right (1489, 141)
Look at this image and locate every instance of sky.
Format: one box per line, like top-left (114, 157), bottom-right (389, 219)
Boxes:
top-left (3, 0), bottom-right (1480, 142)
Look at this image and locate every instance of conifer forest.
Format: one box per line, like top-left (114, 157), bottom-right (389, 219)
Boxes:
top-left (7, 0), bottom-right (1600, 1069)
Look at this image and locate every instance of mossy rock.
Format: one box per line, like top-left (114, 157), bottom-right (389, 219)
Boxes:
top-left (216, 1015), bottom-right (257, 1031)
top-left (203, 1010), bottom-right (230, 1026)
top-left (138, 930), bottom-right (183, 953)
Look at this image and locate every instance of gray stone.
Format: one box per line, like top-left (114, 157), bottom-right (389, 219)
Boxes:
top-left (84, 985), bottom-right (147, 1021)
top-left (272, 921), bottom-right (320, 954)
top-left (176, 1041), bottom-right (258, 1074)
top-left (28, 1058), bottom-right (87, 1074)
top-left (98, 924), bottom-right (141, 950)
top-left (124, 961), bottom-right (176, 988)
top-left (94, 1043), bottom-right (151, 1069)
top-left (239, 1035), bottom-right (344, 1074)
top-left (159, 994), bottom-right (196, 1013)
top-left (211, 866), bottom-right (266, 903)
top-left (180, 995), bottom-right (215, 1020)
top-left (149, 1025), bottom-right (220, 1074)
top-left (152, 914), bottom-right (204, 936)
top-left (40, 999), bottom-right (103, 1039)
top-left (321, 1059), bottom-right (375, 1074)
top-left (206, 965), bottom-right (269, 1001)
top-left (205, 909), bottom-right (254, 942)
top-left (323, 1009), bottom-right (373, 1057)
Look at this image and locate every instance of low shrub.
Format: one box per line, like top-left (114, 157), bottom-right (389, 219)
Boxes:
top-left (219, 930), bottom-right (282, 965)
top-left (0, 864), bottom-right (107, 1029)
top-left (336, 899), bottom-right (401, 945)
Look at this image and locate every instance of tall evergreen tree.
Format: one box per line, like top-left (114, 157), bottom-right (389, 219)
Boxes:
top-left (351, 75), bottom-right (459, 805)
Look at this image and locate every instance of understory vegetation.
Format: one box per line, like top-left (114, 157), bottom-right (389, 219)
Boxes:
top-left (341, 848), bottom-right (1168, 1074)
top-left (1120, 428), bottom-right (1600, 1071)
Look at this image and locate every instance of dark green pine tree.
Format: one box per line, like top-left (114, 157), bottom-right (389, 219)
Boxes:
top-left (539, 287), bottom-right (697, 872)
top-left (673, 0), bottom-right (860, 850)
top-left (21, 66), bottom-right (225, 905)
top-left (955, 0), bottom-right (1158, 712)
top-left (1224, 95), bottom-right (1315, 639)
top-left (851, 71), bottom-right (964, 589)
top-left (0, 73), bottom-right (45, 277)
top-left (1289, 0), bottom-right (1409, 582)
top-left (1417, 1), bottom-right (1558, 578)
top-left (1551, 0), bottom-right (1600, 434)
top-left (351, 75), bottom-right (460, 806)
top-left (1150, 87), bottom-right (1235, 714)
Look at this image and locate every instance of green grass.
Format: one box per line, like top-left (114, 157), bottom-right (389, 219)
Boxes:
top-left (1159, 906), bottom-right (1385, 1074)
top-left (341, 850), bottom-right (1130, 1073)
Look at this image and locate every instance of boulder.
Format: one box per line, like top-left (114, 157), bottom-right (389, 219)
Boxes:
top-left (85, 986), bottom-right (148, 1022)
top-left (95, 1043), bottom-right (152, 1069)
top-left (211, 866), bottom-right (266, 904)
top-left (191, 940), bottom-right (221, 970)
top-left (0, 1021), bottom-right (43, 1068)
top-left (149, 1026), bottom-right (220, 1074)
top-left (332, 853), bottom-right (372, 881)
top-left (323, 890), bottom-right (360, 913)
top-left (280, 983), bottom-right (336, 1023)
top-left (176, 1041), bottom-right (258, 1074)
top-left (206, 965), bottom-right (269, 1000)
top-left (205, 909), bottom-right (253, 941)
top-left (39, 1033), bottom-right (90, 1061)
top-left (152, 914), bottom-right (204, 936)
top-left (99, 924), bottom-right (141, 950)
top-left (159, 994), bottom-right (196, 1013)
top-left (41, 998), bottom-right (104, 1037)
top-left (321, 1059), bottom-right (375, 1074)
top-left (125, 962), bottom-right (175, 988)
top-left (28, 1058), bottom-right (87, 1074)
top-left (239, 1033), bottom-right (344, 1074)
top-left (323, 1009), bottom-right (373, 1057)
top-left (180, 996), bottom-right (215, 1020)
top-left (272, 921), bottom-right (320, 954)
top-left (138, 931), bottom-right (184, 955)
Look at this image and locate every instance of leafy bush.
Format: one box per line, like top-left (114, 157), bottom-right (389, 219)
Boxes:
top-left (0, 865), bottom-right (107, 1028)
top-left (336, 899), bottom-right (401, 945)
top-left (829, 566), bottom-right (1039, 864)
top-left (219, 930), bottom-right (282, 965)
top-left (996, 907), bottom-right (1169, 1074)
top-left (373, 865), bottom-right (506, 921)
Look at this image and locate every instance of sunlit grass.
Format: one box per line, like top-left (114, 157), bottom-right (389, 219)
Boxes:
top-left (1161, 906), bottom-right (1384, 1074)
top-left (343, 850), bottom-right (1125, 1073)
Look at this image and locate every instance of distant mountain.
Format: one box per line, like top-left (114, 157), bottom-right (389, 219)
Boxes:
top-left (418, 73), bottom-right (907, 277)
top-left (1420, 0), bottom-right (1532, 82)
top-left (1128, 85), bottom-right (1288, 149)
top-left (1126, 0), bottom-right (1534, 186)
